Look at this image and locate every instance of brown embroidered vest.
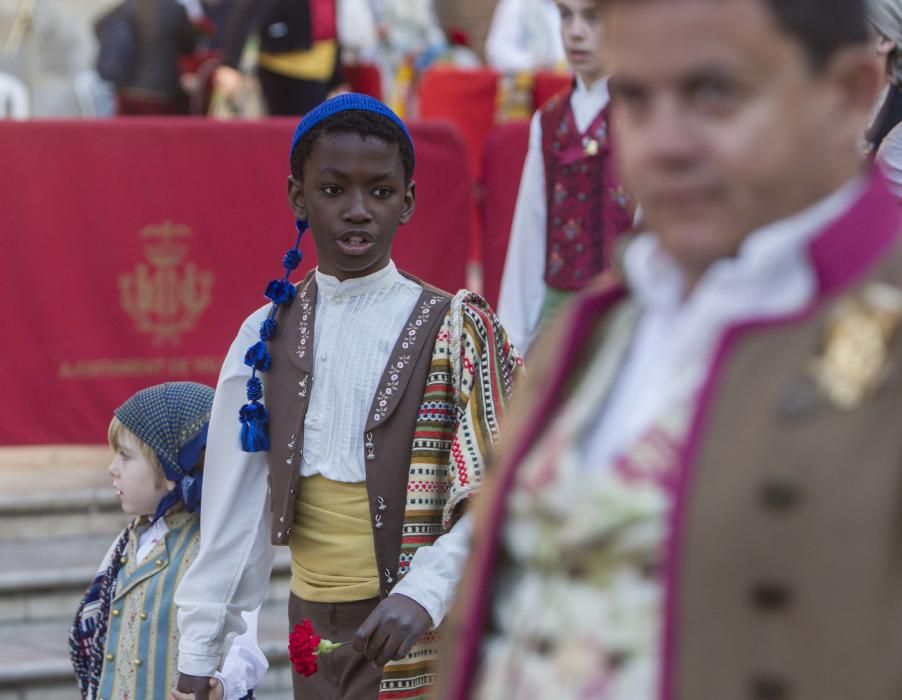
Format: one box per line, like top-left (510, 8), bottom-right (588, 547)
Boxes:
top-left (264, 270), bottom-right (452, 599)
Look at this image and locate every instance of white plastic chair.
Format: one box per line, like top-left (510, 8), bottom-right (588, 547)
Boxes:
top-left (0, 72), bottom-right (30, 119)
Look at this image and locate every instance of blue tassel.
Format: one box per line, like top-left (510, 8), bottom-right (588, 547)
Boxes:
top-left (260, 317), bottom-right (277, 340)
top-left (283, 248), bottom-right (302, 271)
top-left (239, 400), bottom-right (270, 452)
top-left (246, 376), bottom-right (263, 401)
top-left (264, 279), bottom-right (297, 305)
top-left (244, 341), bottom-right (272, 372)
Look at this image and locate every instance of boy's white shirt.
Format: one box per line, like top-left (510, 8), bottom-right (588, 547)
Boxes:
top-left (497, 76), bottom-right (610, 354)
top-left (176, 262), bottom-right (473, 677)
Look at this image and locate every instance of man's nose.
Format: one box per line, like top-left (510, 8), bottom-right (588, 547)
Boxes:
top-left (643, 98), bottom-right (697, 163)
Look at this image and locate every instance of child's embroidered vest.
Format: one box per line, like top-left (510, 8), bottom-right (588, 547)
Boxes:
top-left (97, 509), bottom-right (201, 700)
top-left (540, 87), bottom-right (633, 291)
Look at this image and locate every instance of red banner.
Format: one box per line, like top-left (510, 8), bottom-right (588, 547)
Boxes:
top-left (0, 119), bottom-right (472, 445)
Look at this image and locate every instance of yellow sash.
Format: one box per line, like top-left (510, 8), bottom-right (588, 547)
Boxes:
top-left (289, 475), bottom-right (379, 602)
top-left (258, 40), bottom-right (338, 81)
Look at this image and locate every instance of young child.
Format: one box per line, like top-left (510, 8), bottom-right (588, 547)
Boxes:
top-left (173, 94), bottom-right (523, 700)
top-left (497, 0), bottom-right (635, 353)
top-left (69, 382), bottom-right (267, 700)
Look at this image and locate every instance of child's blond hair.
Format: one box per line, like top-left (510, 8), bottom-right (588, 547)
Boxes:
top-left (107, 417), bottom-right (167, 488)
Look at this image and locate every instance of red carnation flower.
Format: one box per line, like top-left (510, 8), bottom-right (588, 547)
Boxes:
top-left (288, 618), bottom-right (346, 677)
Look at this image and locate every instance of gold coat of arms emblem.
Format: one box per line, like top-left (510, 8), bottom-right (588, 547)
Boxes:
top-left (119, 222), bottom-right (214, 345)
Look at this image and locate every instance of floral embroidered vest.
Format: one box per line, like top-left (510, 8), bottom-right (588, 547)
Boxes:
top-left (541, 87), bottom-right (633, 291)
top-left (473, 301), bottom-right (697, 700)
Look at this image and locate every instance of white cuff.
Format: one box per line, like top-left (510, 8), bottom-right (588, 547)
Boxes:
top-left (176, 647), bottom-right (222, 677)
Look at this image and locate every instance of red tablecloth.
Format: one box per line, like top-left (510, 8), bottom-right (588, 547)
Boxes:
top-left (0, 118), bottom-right (471, 444)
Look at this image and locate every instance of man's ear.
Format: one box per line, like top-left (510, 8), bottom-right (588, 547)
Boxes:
top-left (399, 181), bottom-right (416, 225)
top-left (288, 175), bottom-right (306, 220)
top-left (826, 44), bottom-right (883, 129)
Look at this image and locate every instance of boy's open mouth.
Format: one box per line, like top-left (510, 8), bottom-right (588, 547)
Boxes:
top-left (337, 230), bottom-right (376, 255)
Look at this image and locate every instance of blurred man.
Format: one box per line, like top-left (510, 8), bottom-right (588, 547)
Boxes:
top-left (438, 0), bottom-right (902, 698)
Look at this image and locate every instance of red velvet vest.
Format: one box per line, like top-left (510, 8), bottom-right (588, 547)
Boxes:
top-left (540, 85), bottom-right (633, 290)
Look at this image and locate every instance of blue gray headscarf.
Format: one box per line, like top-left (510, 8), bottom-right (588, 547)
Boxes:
top-left (114, 381), bottom-right (214, 522)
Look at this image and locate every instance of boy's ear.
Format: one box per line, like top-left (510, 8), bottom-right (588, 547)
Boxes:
top-left (399, 181), bottom-right (416, 225)
top-left (288, 175), bottom-right (306, 220)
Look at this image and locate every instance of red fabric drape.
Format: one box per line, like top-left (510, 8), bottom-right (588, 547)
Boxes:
top-left (0, 119), bottom-right (471, 444)
top-left (480, 121), bottom-right (531, 308)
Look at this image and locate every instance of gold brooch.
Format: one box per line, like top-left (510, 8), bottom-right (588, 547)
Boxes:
top-left (809, 282), bottom-right (902, 409)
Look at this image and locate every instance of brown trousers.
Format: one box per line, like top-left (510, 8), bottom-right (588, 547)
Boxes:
top-left (288, 593), bottom-right (383, 699)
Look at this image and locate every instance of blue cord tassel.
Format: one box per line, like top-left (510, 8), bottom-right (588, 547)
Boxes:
top-left (239, 399), bottom-right (270, 452)
top-left (237, 218), bottom-right (307, 453)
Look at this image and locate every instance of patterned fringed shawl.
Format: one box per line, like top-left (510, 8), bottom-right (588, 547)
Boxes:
top-left (70, 526), bottom-right (132, 700)
top-left (380, 291), bottom-right (524, 700)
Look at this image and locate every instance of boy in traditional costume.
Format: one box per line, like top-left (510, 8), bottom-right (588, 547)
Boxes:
top-left (69, 382), bottom-right (266, 700)
top-left (438, 0), bottom-right (902, 698)
top-left (498, 0), bottom-right (634, 354)
top-left (174, 94), bottom-right (522, 700)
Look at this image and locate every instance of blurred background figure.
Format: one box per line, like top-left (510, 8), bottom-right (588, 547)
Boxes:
top-left (212, 0), bottom-right (340, 116)
top-left (368, 0), bottom-right (447, 114)
top-left (497, 0), bottom-right (633, 354)
top-left (868, 0), bottom-right (902, 196)
top-left (485, 0), bottom-right (564, 74)
top-left (95, 0), bottom-right (198, 115)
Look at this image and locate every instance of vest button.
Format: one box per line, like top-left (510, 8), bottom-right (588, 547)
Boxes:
top-left (750, 582), bottom-right (793, 611)
top-left (760, 480), bottom-right (802, 511)
top-left (132, 658), bottom-right (142, 667)
top-left (139, 612), bottom-right (147, 621)
top-left (106, 653), bottom-right (114, 661)
top-left (750, 674), bottom-right (790, 699)
top-left (111, 608), bottom-right (120, 617)
top-left (119, 556), bottom-right (127, 565)
top-left (155, 559), bottom-right (164, 567)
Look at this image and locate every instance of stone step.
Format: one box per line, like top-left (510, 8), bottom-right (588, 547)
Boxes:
top-left (0, 532), bottom-right (292, 624)
top-left (0, 603), bottom-right (294, 700)
top-left (0, 446), bottom-right (127, 541)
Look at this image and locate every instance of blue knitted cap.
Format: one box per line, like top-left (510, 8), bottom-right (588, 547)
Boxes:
top-left (289, 93), bottom-right (415, 169)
